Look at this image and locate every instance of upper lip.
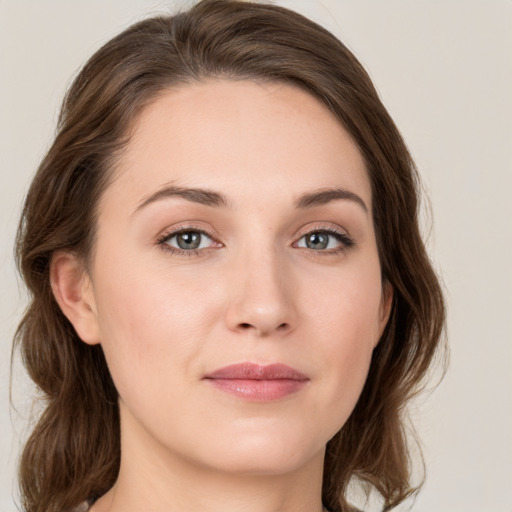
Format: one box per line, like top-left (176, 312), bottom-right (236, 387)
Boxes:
top-left (204, 362), bottom-right (309, 381)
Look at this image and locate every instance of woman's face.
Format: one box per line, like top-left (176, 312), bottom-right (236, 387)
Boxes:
top-left (79, 80), bottom-right (391, 476)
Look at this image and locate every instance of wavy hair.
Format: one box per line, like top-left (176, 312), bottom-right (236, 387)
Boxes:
top-left (13, 1), bottom-right (446, 511)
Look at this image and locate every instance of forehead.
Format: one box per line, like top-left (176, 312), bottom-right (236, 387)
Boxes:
top-left (101, 79), bottom-right (371, 213)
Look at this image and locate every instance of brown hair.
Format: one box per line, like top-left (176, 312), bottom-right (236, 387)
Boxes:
top-left (13, 1), bottom-right (445, 511)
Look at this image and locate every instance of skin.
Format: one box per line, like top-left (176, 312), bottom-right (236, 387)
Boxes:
top-left (51, 79), bottom-right (392, 512)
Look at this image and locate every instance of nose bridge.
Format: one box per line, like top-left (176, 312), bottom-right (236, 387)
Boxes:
top-left (225, 236), bottom-right (297, 336)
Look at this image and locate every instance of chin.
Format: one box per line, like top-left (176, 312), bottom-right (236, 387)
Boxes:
top-left (191, 424), bottom-right (327, 476)
top-left (209, 449), bottom-right (319, 477)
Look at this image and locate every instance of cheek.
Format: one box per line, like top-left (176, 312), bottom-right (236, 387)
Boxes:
top-left (302, 260), bottom-right (383, 424)
top-left (306, 256), bottom-right (384, 348)
top-left (90, 256), bottom-right (223, 397)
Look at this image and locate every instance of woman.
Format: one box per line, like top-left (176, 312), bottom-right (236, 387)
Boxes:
top-left (13, 1), bottom-right (445, 511)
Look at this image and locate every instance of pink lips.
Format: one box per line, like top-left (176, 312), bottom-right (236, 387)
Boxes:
top-left (204, 363), bottom-right (309, 401)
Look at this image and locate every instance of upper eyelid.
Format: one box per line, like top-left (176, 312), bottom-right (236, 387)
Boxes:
top-left (295, 224), bottom-right (351, 239)
top-left (156, 228), bottom-right (220, 256)
top-left (300, 225), bottom-right (345, 234)
top-left (294, 228), bottom-right (352, 244)
top-left (159, 224), bottom-right (348, 236)
top-left (157, 224), bottom-right (218, 243)
top-left (156, 223), bottom-right (352, 248)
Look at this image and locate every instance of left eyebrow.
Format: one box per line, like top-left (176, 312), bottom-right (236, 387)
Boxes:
top-left (294, 187), bottom-right (368, 213)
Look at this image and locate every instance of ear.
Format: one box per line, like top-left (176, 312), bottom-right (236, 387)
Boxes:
top-left (50, 251), bottom-right (101, 345)
top-left (377, 280), bottom-right (394, 342)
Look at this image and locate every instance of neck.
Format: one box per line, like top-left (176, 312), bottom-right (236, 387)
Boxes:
top-left (92, 404), bottom-right (326, 512)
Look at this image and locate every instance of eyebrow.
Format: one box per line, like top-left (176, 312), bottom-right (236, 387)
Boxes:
top-left (294, 187), bottom-right (368, 213)
top-left (133, 184), bottom-right (229, 214)
top-left (133, 184), bottom-right (368, 214)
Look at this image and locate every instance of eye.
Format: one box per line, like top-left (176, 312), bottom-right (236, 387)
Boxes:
top-left (295, 229), bottom-right (353, 252)
top-left (157, 228), bottom-right (219, 254)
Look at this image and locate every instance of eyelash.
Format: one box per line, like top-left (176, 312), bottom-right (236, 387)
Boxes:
top-left (294, 226), bottom-right (355, 255)
top-left (156, 226), bottom-right (219, 257)
top-left (156, 225), bottom-right (354, 257)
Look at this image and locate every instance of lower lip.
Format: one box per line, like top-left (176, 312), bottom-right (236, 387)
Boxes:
top-left (206, 378), bottom-right (308, 401)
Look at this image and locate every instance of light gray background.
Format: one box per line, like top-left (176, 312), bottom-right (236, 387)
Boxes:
top-left (1, 1), bottom-right (511, 511)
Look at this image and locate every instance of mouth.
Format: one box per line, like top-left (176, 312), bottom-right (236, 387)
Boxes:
top-left (203, 362), bottom-right (309, 402)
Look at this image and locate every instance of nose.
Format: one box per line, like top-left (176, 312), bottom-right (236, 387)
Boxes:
top-left (224, 249), bottom-right (298, 337)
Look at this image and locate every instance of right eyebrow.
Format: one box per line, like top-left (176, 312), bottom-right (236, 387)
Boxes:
top-left (132, 184), bottom-right (229, 215)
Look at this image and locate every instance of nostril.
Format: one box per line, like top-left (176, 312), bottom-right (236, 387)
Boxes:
top-left (234, 320), bottom-right (293, 335)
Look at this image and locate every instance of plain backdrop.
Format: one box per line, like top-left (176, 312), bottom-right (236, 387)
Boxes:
top-left (1, 1), bottom-right (511, 511)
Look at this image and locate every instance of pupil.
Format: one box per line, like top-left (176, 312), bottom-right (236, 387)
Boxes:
top-left (177, 232), bottom-right (201, 250)
top-left (307, 233), bottom-right (328, 249)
